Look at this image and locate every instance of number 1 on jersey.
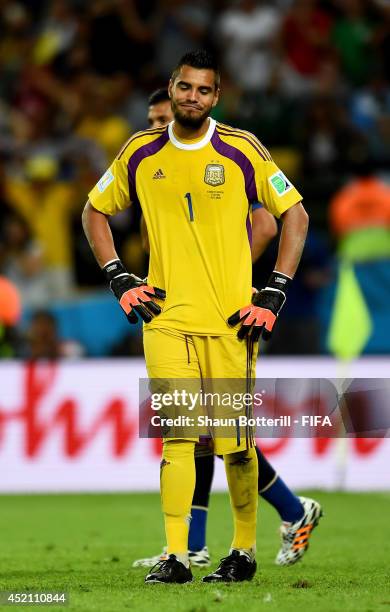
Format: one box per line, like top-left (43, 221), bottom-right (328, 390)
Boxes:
top-left (185, 193), bottom-right (194, 222)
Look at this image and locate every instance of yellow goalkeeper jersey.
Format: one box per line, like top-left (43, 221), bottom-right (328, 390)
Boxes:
top-left (88, 119), bottom-right (302, 335)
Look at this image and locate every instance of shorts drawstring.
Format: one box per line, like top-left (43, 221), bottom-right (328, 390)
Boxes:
top-left (185, 335), bottom-right (190, 364)
top-left (246, 336), bottom-right (255, 449)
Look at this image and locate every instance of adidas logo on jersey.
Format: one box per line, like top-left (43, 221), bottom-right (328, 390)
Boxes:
top-left (153, 169), bottom-right (166, 179)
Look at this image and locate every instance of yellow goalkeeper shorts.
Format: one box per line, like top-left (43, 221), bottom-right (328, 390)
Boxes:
top-left (143, 327), bottom-right (257, 455)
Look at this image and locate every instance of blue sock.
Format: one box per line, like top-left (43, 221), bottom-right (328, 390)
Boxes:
top-left (260, 477), bottom-right (304, 522)
top-left (188, 506), bottom-right (207, 551)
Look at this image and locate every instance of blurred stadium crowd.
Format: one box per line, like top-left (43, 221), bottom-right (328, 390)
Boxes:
top-left (0, 0), bottom-right (389, 357)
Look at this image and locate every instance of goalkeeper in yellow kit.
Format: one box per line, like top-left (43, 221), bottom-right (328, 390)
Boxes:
top-left (82, 50), bottom-right (309, 584)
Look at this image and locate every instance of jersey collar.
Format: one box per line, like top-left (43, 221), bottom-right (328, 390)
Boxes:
top-left (168, 118), bottom-right (216, 150)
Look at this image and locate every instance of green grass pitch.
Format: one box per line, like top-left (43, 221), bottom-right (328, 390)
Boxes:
top-left (0, 491), bottom-right (389, 611)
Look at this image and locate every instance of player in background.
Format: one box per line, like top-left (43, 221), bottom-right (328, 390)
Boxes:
top-left (83, 50), bottom-right (312, 584)
top-left (133, 88), bottom-right (322, 569)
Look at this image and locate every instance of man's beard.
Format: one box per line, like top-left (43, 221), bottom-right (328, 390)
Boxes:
top-left (172, 101), bottom-right (210, 129)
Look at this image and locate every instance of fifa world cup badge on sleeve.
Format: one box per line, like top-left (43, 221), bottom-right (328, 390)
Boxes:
top-left (268, 171), bottom-right (293, 196)
top-left (97, 170), bottom-right (115, 193)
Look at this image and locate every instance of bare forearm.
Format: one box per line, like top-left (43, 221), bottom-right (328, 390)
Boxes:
top-left (81, 201), bottom-right (119, 268)
top-left (251, 208), bottom-right (278, 263)
top-left (274, 202), bottom-right (309, 278)
top-left (251, 235), bottom-right (269, 263)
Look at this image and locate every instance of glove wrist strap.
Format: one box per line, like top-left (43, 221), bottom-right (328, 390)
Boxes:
top-left (266, 270), bottom-right (292, 295)
top-left (103, 259), bottom-right (128, 282)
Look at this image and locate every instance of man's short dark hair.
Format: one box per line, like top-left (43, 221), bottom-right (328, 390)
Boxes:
top-left (148, 88), bottom-right (170, 106)
top-left (171, 50), bottom-right (220, 89)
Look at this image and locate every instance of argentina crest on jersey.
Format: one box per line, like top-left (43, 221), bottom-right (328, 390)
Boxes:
top-left (204, 163), bottom-right (225, 186)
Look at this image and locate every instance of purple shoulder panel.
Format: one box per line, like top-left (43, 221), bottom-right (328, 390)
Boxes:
top-left (211, 130), bottom-right (255, 248)
top-left (127, 130), bottom-right (169, 202)
top-left (211, 130), bottom-right (258, 203)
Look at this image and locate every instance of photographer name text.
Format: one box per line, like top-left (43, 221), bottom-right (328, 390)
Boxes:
top-left (150, 415), bottom-right (333, 428)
